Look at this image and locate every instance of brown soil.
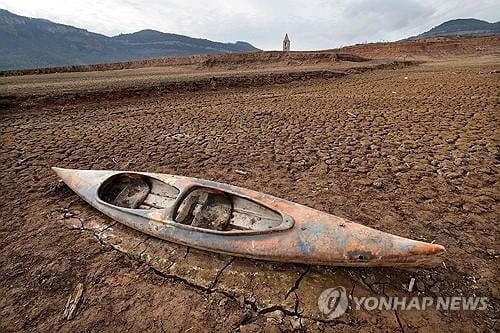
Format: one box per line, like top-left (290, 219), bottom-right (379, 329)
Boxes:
top-left (0, 41), bottom-right (499, 332)
top-left (1, 35), bottom-right (498, 77)
top-left (338, 35), bottom-right (500, 60)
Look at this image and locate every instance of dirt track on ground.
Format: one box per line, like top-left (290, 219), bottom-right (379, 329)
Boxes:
top-left (0, 42), bottom-right (499, 332)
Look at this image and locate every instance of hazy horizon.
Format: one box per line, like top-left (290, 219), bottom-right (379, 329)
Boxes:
top-left (0, 0), bottom-right (498, 50)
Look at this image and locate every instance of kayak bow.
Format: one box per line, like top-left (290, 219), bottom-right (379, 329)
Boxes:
top-left (52, 167), bottom-right (445, 267)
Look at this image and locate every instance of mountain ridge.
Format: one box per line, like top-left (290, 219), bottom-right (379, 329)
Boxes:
top-left (0, 9), bottom-right (259, 70)
top-left (408, 18), bottom-right (500, 40)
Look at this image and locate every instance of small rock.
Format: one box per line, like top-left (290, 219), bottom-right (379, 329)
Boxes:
top-left (408, 277), bottom-right (415, 292)
top-left (265, 310), bottom-right (284, 324)
top-left (372, 179), bottom-right (383, 188)
top-left (64, 217), bottom-right (82, 229)
top-left (430, 284), bottom-right (440, 294)
top-left (172, 133), bottom-right (185, 140)
top-left (50, 180), bottom-right (70, 195)
top-left (416, 281), bottom-right (425, 292)
top-left (288, 316), bottom-right (301, 330)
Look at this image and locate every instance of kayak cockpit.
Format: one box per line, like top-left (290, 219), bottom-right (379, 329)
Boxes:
top-left (99, 173), bottom-right (179, 209)
top-left (98, 173), bottom-right (290, 233)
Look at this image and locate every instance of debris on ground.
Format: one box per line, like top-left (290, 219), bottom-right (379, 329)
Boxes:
top-left (63, 283), bottom-right (84, 320)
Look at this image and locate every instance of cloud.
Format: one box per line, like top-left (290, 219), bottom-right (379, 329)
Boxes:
top-left (0, 0), bottom-right (498, 50)
top-left (340, 0), bottom-right (434, 41)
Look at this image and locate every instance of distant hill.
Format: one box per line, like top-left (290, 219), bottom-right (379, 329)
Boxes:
top-left (0, 9), bottom-right (259, 70)
top-left (409, 18), bottom-right (500, 40)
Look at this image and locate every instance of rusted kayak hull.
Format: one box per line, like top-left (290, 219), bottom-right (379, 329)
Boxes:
top-left (52, 167), bottom-right (445, 267)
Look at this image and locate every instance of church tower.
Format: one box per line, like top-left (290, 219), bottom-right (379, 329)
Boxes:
top-left (283, 33), bottom-right (290, 51)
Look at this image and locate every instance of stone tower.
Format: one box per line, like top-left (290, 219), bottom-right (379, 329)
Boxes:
top-left (283, 33), bottom-right (290, 51)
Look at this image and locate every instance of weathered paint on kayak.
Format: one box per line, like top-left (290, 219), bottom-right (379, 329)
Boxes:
top-left (52, 167), bottom-right (445, 267)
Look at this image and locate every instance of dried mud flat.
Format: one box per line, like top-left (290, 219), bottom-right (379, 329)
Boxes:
top-left (0, 47), bottom-right (499, 331)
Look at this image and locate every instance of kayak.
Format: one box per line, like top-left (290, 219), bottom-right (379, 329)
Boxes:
top-left (52, 167), bottom-right (445, 267)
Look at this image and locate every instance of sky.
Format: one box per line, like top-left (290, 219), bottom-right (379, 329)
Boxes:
top-left (0, 0), bottom-right (498, 50)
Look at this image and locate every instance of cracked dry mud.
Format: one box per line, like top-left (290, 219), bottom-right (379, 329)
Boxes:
top-left (0, 52), bottom-right (499, 332)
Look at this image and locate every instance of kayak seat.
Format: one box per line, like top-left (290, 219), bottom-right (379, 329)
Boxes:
top-left (99, 174), bottom-right (150, 209)
top-left (175, 189), bottom-right (232, 231)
